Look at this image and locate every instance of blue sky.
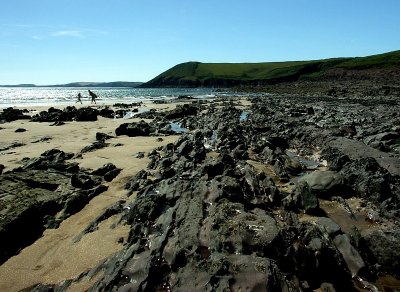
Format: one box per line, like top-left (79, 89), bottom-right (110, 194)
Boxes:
top-left (0, 0), bottom-right (399, 84)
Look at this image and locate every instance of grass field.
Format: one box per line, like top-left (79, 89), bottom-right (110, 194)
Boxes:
top-left (142, 50), bottom-right (400, 87)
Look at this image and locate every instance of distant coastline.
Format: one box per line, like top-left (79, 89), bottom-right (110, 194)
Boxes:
top-left (0, 81), bottom-right (143, 88)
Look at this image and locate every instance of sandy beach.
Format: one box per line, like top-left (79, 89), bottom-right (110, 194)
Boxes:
top-left (0, 101), bottom-right (181, 291)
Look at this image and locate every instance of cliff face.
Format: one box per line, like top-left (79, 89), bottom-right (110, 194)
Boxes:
top-left (140, 50), bottom-right (400, 88)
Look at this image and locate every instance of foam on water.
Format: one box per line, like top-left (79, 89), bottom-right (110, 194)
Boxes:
top-left (0, 87), bottom-right (217, 108)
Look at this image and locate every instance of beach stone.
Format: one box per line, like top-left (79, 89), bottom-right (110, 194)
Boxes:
top-left (282, 155), bottom-right (304, 175)
top-left (333, 234), bottom-right (365, 276)
top-left (115, 120), bottom-right (154, 136)
top-left (99, 107), bottom-right (115, 118)
top-left (317, 217), bottom-right (341, 237)
top-left (75, 107), bottom-right (98, 121)
top-left (15, 128), bottom-right (26, 133)
top-left (298, 171), bottom-right (345, 197)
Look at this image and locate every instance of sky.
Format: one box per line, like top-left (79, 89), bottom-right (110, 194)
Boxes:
top-left (0, 0), bottom-right (399, 85)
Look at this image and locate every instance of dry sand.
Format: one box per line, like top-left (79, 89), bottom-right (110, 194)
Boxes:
top-left (0, 102), bottom-right (181, 291)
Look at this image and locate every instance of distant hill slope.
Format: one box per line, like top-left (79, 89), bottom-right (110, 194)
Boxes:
top-left (140, 50), bottom-right (400, 88)
top-left (53, 81), bottom-right (143, 88)
top-left (0, 82), bottom-right (143, 88)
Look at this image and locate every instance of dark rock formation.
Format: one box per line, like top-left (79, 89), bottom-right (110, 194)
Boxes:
top-left (75, 107), bottom-right (98, 121)
top-left (80, 139), bottom-right (109, 153)
top-left (0, 107), bottom-right (30, 122)
top-left (9, 94), bottom-right (400, 291)
top-left (115, 120), bottom-right (154, 137)
top-left (164, 103), bottom-right (199, 119)
top-left (0, 149), bottom-right (118, 265)
top-left (30, 106), bottom-right (114, 122)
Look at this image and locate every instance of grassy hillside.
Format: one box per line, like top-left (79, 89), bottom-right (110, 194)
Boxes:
top-left (141, 50), bottom-right (400, 87)
top-left (335, 50), bottom-right (400, 69)
top-left (53, 81), bottom-right (143, 88)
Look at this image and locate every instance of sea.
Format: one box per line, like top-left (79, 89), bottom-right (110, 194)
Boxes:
top-left (0, 87), bottom-right (225, 108)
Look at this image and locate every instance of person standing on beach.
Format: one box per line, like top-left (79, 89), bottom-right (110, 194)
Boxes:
top-left (76, 93), bottom-right (83, 104)
top-left (88, 90), bottom-right (97, 104)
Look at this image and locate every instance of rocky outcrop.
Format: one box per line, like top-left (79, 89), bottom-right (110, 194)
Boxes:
top-left (31, 106), bottom-right (114, 122)
top-left (0, 107), bottom-right (30, 122)
top-left (7, 94), bottom-right (400, 291)
top-left (0, 149), bottom-right (119, 265)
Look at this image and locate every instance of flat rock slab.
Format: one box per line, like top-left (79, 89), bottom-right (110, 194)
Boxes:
top-left (328, 137), bottom-right (400, 176)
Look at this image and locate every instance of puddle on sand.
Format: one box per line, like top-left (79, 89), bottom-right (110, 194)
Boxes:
top-left (318, 199), bottom-right (379, 235)
top-left (286, 150), bottom-right (321, 170)
top-left (121, 107), bottom-right (150, 119)
top-left (240, 111), bottom-right (250, 122)
top-left (373, 275), bottom-right (400, 292)
top-left (170, 122), bottom-right (188, 133)
top-left (285, 149), bottom-right (328, 185)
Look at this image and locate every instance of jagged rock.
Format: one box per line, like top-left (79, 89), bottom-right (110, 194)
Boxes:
top-left (22, 149), bottom-right (76, 171)
top-left (92, 163), bottom-right (121, 182)
top-left (73, 200), bottom-right (125, 243)
top-left (71, 173), bottom-right (101, 189)
top-left (322, 146), bottom-right (351, 171)
top-left (80, 140), bottom-right (109, 153)
top-left (293, 181), bottom-right (319, 213)
top-left (273, 159), bottom-right (290, 182)
top-left (360, 230), bottom-right (400, 277)
top-left (339, 157), bottom-right (393, 202)
top-left (164, 103), bottom-right (198, 119)
top-left (0, 141), bottom-right (26, 152)
top-left (125, 169), bottom-right (150, 193)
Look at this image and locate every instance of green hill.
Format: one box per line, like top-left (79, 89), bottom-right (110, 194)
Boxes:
top-left (141, 50), bottom-right (400, 88)
top-left (52, 81), bottom-right (143, 88)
